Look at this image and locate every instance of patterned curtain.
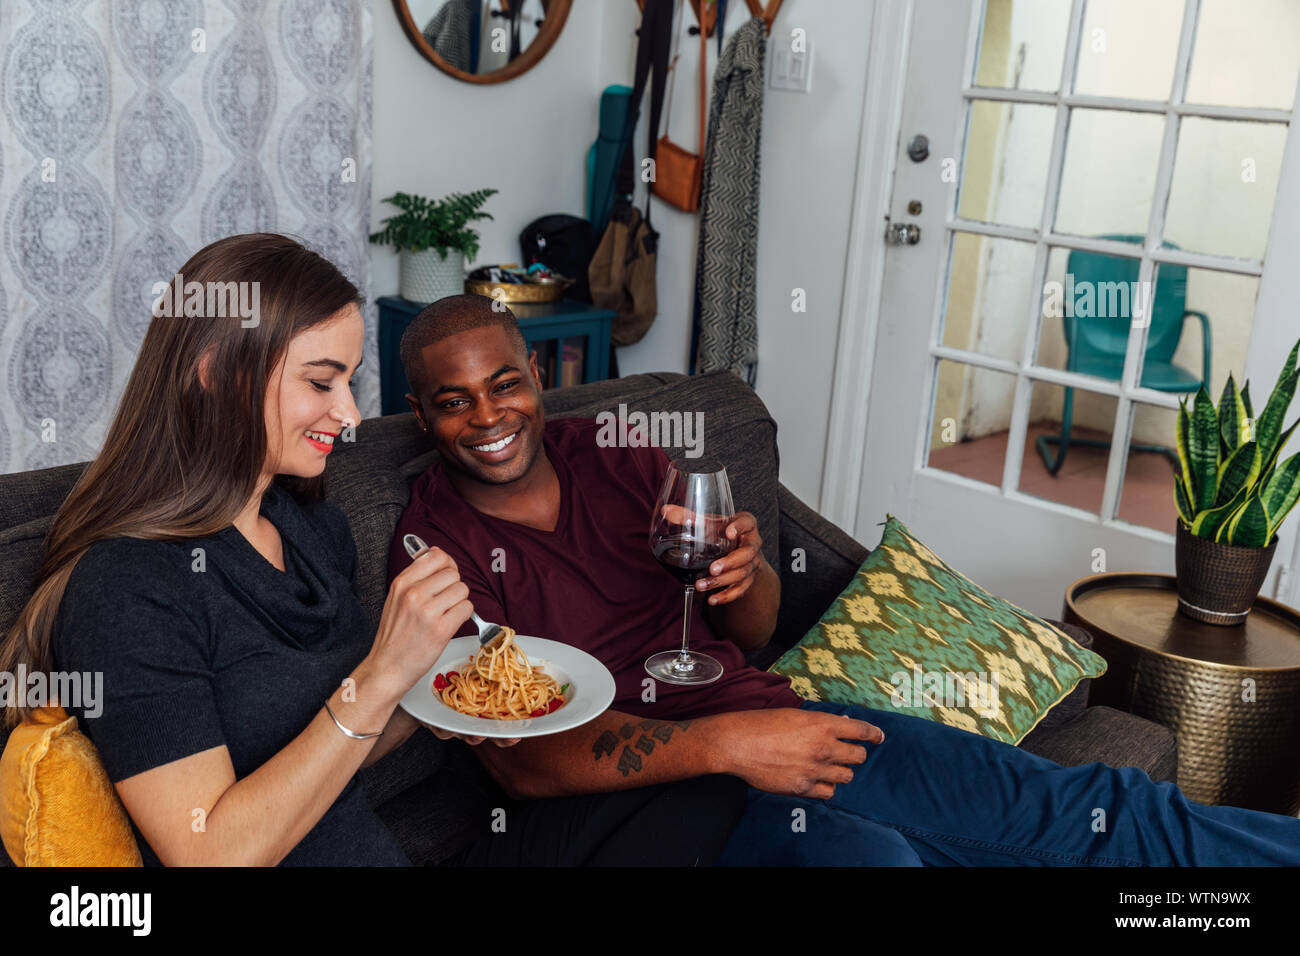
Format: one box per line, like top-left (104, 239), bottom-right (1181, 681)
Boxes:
top-left (0, 0), bottom-right (376, 475)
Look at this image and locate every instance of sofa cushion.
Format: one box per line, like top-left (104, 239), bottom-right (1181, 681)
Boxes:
top-left (0, 706), bottom-right (141, 867)
top-left (769, 515), bottom-right (1108, 745)
top-left (0, 463), bottom-right (86, 534)
top-left (0, 514), bottom-right (53, 653)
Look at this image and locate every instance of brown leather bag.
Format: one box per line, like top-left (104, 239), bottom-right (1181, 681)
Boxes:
top-left (651, 0), bottom-right (707, 213)
top-left (588, 204), bottom-right (658, 347)
top-left (590, 0), bottom-right (669, 346)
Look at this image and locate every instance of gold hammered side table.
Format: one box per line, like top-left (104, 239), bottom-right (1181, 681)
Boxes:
top-left (1063, 572), bottom-right (1300, 816)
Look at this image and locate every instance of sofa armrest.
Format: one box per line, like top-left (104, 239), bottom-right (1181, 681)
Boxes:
top-left (1018, 705), bottom-right (1179, 783)
top-left (746, 484), bottom-right (870, 671)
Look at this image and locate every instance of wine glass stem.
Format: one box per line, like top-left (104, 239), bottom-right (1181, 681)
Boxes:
top-left (678, 585), bottom-right (696, 665)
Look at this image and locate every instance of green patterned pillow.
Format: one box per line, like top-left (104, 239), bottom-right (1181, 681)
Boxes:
top-left (770, 515), bottom-right (1107, 745)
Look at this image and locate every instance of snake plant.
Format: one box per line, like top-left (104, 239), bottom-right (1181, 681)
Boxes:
top-left (1174, 339), bottom-right (1300, 546)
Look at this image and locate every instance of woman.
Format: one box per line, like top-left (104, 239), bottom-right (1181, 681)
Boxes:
top-left (0, 234), bottom-right (745, 866)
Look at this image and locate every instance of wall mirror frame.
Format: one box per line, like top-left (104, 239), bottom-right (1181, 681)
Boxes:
top-left (394, 0), bottom-right (573, 84)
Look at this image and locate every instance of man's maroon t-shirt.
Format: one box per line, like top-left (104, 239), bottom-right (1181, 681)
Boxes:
top-left (387, 417), bottom-right (802, 721)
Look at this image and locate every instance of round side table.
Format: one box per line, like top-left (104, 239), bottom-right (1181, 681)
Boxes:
top-left (1063, 572), bottom-right (1300, 816)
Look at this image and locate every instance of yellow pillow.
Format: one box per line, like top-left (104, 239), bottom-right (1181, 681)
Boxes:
top-left (0, 706), bottom-right (142, 866)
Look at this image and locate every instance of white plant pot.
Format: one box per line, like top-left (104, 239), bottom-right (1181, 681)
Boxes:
top-left (399, 248), bottom-right (465, 304)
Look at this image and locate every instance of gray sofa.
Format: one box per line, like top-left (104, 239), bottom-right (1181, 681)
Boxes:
top-left (0, 370), bottom-right (1178, 866)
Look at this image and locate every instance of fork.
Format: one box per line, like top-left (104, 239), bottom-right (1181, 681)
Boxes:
top-left (402, 533), bottom-right (504, 646)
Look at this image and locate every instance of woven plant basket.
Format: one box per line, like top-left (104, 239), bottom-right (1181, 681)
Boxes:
top-left (399, 248), bottom-right (464, 304)
top-left (1175, 522), bottom-right (1278, 625)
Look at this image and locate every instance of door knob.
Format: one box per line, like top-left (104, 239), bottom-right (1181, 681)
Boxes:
top-left (885, 220), bottom-right (921, 245)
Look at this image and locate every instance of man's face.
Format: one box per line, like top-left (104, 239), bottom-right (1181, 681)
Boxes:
top-left (407, 325), bottom-right (546, 486)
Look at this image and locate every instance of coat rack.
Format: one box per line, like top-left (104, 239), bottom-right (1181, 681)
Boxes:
top-left (634, 0), bottom-right (785, 38)
top-left (744, 0), bottom-right (784, 34)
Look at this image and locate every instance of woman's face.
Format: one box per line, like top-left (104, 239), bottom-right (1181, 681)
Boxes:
top-left (263, 303), bottom-right (364, 480)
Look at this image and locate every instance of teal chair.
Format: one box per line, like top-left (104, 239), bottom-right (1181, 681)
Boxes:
top-left (1036, 235), bottom-right (1211, 475)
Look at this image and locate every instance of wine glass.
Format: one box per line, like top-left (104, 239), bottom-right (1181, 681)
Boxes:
top-left (645, 458), bottom-right (736, 685)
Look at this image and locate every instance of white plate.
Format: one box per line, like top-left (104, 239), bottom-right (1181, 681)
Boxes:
top-left (399, 635), bottom-right (616, 739)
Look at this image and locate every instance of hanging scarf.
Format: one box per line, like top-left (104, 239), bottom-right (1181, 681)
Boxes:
top-left (692, 15), bottom-right (766, 381)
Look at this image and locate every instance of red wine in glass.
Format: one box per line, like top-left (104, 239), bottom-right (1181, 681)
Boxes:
top-left (646, 459), bottom-right (736, 685)
top-left (653, 537), bottom-right (733, 587)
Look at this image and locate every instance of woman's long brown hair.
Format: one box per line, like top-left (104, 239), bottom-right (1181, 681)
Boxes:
top-left (0, 233), bottom-right (362, 728)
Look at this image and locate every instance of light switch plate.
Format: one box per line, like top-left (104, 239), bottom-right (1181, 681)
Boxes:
top-left (769, 36), bottom-right (812, 92)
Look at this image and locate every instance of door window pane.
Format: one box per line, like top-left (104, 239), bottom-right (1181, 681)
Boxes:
top-left (1054, 110), bottom-right (1165, 241)
top-left (1185, 0), bottom-right (1300, 110)
top-left (1163, 118), bottom-right (1286, 261)
top-left (957, 101), bottom-right (1056, 229)
top-left (1035, 246), bottom-right (1146, 382)
top-left (1117, 402), bottom-right (1183, 532)
top-left (1021, 381), bottom-right (1119, 516)
top-left (1157, 264), bottom-right (1258, 402)
top-left (927, 359), bottom-right (1019, 487)
top-left (1073, 0), bottom-right (1184, 102)
top-left (941, 233), bottom-right (1038, 363)
top-left (973, 0), bottom-right (1072, 92)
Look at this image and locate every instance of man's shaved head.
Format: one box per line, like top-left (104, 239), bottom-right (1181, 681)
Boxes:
top-left (399, 293), bottom-right (528, 396)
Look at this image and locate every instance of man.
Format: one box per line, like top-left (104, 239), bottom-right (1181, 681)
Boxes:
top-left (388, 294), bottom-right (1300, 866)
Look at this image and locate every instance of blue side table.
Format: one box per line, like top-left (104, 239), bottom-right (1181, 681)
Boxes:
top-left (377, 295), bottom-right (614, 415)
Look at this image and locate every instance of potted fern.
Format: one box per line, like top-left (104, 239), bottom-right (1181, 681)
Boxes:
top-left (369, 188), bottom-right (497, 304)
top-left (1174, 339), bottom-right (1300, 624)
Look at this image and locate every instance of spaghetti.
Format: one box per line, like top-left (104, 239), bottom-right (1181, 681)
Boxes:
top-left (433, 628), bottom-right (566, 719)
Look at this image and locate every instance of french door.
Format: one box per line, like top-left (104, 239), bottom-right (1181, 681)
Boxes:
top-left (841, 0), bottom-right (1300, 614)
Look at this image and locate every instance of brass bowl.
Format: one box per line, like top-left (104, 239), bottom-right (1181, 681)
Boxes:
top-left (464, 277), bottom-right (572, 304)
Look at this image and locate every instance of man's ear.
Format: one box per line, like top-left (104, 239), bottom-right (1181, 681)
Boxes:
top-left (528, 349), bottom-right (543, 391)
top-left (405, 393), bottom-right (430, 432)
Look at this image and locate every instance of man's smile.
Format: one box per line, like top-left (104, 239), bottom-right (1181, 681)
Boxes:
top-left (464, 428), bottom-right (521, 460)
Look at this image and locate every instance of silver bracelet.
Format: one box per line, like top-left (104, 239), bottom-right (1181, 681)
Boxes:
top-left (324, 700), bottom-right (384, 740)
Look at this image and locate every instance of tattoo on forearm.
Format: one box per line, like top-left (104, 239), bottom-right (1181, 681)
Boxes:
top-left (592, 718), bottom-right (695, 777)
top-left (617, 747), bottom-right (642, 775)
top-left (593, 730), bottom-right (618, 759)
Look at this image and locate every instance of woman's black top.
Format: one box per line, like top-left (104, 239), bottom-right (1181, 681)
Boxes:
top-left (52, 481), bottom-right (410, 866)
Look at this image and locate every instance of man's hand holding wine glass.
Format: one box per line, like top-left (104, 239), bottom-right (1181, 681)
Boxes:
top-left (657, 502), bottom-right (767, 605)
top-left (692, 510), bottom-right (766, 606)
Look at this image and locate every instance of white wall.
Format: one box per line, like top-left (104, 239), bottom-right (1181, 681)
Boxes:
top-left (603, 0), bottom-right (874, 507)
top-left (370, 1), bottom-right (603, 297)
top-left (371, 0), bottom-right (874, 508)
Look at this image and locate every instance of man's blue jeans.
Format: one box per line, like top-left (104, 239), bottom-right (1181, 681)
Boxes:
top-left (718, 701), bottom-right (1300, 866)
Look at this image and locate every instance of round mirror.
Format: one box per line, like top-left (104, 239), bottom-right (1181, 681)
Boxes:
top-left (395, 0), bottom-right (572, 84)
